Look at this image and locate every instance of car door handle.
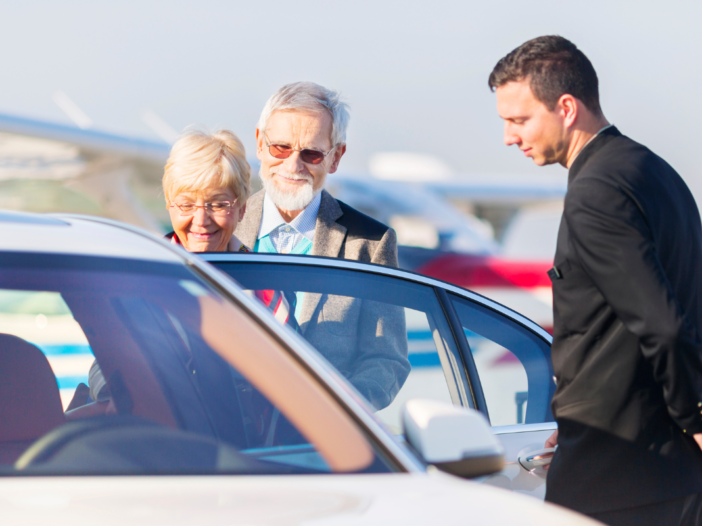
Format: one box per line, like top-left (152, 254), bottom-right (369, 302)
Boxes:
top-left (518, 447), bottom-right (556, 471)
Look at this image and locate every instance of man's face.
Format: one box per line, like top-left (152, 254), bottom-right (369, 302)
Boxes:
top-left (256, 110), bottom-right (345, 211)
top-left (496, 80), bottom-right (569, 166)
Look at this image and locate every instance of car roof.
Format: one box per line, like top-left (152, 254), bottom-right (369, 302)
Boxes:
top-left (0, 211), bottom-right (182, 263)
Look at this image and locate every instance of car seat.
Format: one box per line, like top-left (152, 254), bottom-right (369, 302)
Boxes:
top-left (0, 333), bottom-right (65, 464)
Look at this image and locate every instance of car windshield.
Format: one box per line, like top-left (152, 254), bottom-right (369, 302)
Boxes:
top-left (0, 252), bottom-right (383, 476)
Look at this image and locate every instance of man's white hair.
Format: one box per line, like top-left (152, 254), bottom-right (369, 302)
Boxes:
top-left (257, 82), bottom-right (350, 146)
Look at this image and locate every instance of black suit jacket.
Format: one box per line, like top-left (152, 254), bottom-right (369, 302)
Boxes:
top-left (545, 126), bottom-right (702, 513)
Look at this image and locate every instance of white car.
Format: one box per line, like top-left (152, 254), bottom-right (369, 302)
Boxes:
top-left (0, 211), bottom-right (598, 525)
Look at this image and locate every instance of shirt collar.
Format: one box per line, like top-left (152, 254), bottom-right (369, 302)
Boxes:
top-left (568, 124), bottom-right (614, 167)
top-left (259, 191), bottom-right (322, 241)
top-left (568, 125), bottom-right (621, 185)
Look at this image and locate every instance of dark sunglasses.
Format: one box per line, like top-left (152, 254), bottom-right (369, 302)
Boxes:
top-left (264, 133), bottom-right (335, 165)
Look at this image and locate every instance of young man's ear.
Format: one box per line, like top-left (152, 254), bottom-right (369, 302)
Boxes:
top-left (558, 94), bottom-right (579, 128)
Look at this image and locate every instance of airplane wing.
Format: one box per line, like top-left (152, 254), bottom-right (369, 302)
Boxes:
top-left (367, 151), bottom-right (566, 204)
top-left (0, 112), bottom-right (170, 162)
top-left (0, 112), bottom-right (170, 231)
top-left (425, 174), bottom-right (566, 203)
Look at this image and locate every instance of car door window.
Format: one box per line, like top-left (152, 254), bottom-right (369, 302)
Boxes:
top-left (375, 306), bottom-right (455, 433)
top-left (449, 293), bottom-right (555, 427)
top-left (214, 262), bottom-right (471, 434)
top-left (0, 254), bottom-right (387, 476)
top-left (0, 290), bottom-right (93, 410)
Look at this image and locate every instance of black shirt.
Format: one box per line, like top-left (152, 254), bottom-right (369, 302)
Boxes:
top-left (545, 126), bottom-right (702, 513)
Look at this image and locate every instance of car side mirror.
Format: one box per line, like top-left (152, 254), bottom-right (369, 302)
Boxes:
top-left (402, 399), bottom-right (504, 478)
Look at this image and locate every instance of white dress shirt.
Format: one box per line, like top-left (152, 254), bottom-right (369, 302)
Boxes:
top-left (258, 191), bottom-right (322, 254)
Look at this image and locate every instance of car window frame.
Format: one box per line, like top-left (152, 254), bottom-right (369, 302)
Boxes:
top-left (200, 252), bottom-right (554, 427)
top-left (446, 291), bottom-right (556, 425)
top-left (207, 259), bottom-right (474, 410)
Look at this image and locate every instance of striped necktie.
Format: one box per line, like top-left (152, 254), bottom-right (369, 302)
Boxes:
top-left (253, 289), bottom-right (301, 333)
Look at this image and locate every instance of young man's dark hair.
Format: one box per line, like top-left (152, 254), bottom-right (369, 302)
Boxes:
top-left (488, 35), bottom-right (602, 115)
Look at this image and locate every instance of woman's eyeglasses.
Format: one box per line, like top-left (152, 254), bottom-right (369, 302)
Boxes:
top-left (264, 133), bottom-right (335, 165)
top-left (170, 201), bottom-right (235, 217)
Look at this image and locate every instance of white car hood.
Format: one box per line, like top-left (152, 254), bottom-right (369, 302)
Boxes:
top-left (0, 471), bottom-right (600, 526)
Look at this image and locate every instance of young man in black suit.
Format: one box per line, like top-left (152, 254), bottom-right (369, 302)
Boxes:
top-left (489, 35), bottom-right (702, 525)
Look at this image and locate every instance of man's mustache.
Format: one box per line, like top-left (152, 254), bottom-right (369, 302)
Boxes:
top-left (269, 169), bottom-right (313, 184)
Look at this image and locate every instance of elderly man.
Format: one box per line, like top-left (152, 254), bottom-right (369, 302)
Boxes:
top-left (235, 82), bottom-right (410, 409)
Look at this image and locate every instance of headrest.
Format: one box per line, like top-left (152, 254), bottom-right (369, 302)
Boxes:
top-left (0, 333), bottom-right (65, 442)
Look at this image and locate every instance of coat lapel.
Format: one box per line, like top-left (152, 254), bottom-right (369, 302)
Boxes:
top-left (299, 190), bottom-right (346, 334)
top-left (234, 190), bottom-right (265, 250)
top-left (311, 190), bottom-right (346, 257)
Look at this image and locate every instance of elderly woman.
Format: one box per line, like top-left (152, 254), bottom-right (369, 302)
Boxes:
top-left (163, 129), bottom-right (251, 253)
top-left (163, 129), bottom-right (296, 325)
top-left (81, 130), bottom-right (293, 410)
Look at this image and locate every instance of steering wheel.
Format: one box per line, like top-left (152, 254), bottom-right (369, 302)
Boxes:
top-left (14, 415), bottom-right (279, 475)
top-left (15, 415), bottom-right (160, 469)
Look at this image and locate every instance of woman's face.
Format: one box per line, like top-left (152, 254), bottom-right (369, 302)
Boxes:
top-left (167, 187), bottom-right (245, 252)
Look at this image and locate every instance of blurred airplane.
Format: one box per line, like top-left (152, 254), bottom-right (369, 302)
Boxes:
top-left (328, 153), bottom-right (564, 331)
top-left (326, 173), bottom-right (561, 332)
top-left (0, 112), bottom-right (563, 330)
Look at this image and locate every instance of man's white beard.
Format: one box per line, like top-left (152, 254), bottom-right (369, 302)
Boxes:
top-left (261, 169), bottom-right (321, 212)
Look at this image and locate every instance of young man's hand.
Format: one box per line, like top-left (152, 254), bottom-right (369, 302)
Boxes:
top-left (542, 430), bottom-right (559, 471)
top-left (545, 429), bottom-right (558, 449)
top-left (694, 433), bottom-right (702, 451)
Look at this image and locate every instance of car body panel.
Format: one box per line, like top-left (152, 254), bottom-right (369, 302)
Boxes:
top-left (0, 212), bottom-right (179, 263)
top-left (0, 472), bottom-right (598, 526)
top-left (487, 422), bottom-right (558, 498)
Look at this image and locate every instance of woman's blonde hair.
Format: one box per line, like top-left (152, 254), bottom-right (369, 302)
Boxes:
top-left (163, 128), bottom-right (251, 205)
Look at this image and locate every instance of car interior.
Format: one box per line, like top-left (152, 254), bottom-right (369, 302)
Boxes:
top-left (0, 253), bottom-right (386, 476)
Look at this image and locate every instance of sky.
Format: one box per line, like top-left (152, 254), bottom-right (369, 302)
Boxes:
top-left (1, 1), bottom-right (701, 197)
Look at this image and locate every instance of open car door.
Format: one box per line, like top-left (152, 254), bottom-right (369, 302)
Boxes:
top-left (204, 253), bottom-right (557, 498)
